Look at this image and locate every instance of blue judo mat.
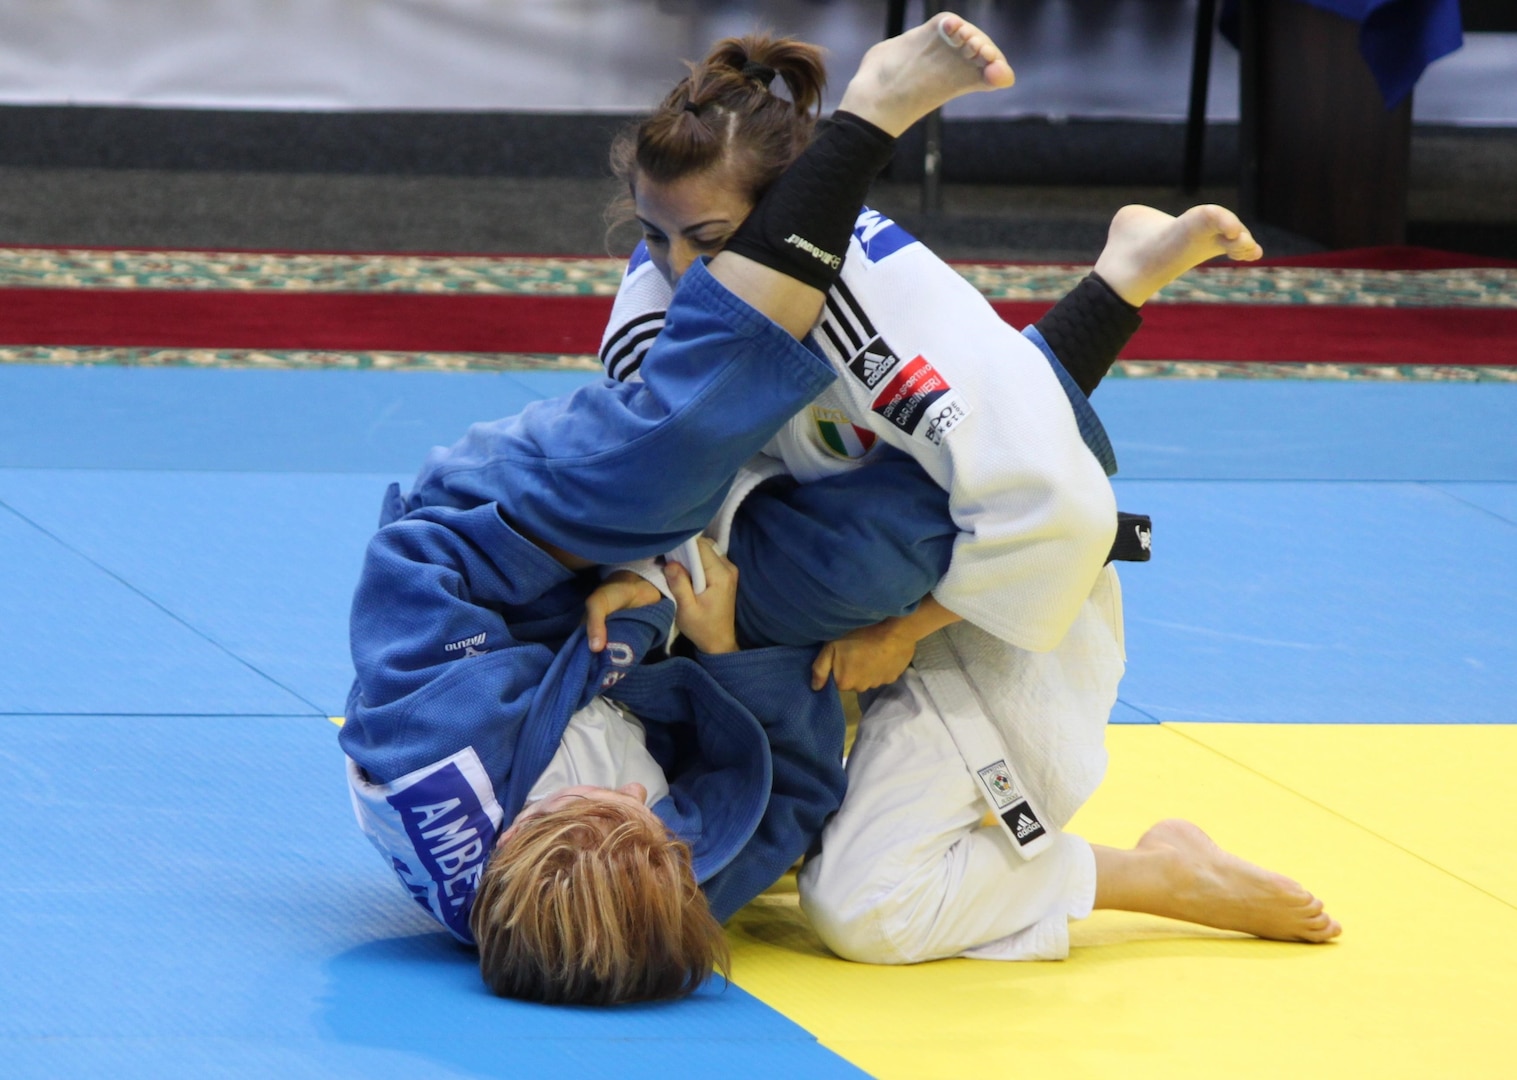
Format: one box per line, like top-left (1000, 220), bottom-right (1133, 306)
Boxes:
top-left (0, 364), bottom-right (1511, 1078)
top-left (0, 715), bottom-right (864, 1080)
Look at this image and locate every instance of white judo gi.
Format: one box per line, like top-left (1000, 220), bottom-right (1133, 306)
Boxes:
top-left (599, 210), bottom-right (1127, 962)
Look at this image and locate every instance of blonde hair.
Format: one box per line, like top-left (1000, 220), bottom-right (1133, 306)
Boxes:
top-left (471, 798), bottom-right (730, 1005)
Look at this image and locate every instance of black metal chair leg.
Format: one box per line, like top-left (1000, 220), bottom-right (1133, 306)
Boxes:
top-left (921, 0), bottom-right (943, 215)
top-left (1184, 0), bottom-right (1219, 193)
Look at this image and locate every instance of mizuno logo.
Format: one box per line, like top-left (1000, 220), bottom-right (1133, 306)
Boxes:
top-left (784, 233), bottom-right (843, 268)
top-left (444, 632), bottom-right (487, 653)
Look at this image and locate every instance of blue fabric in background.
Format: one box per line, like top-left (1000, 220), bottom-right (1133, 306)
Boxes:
top-left (1220, 0), bottom-right (1464, 106)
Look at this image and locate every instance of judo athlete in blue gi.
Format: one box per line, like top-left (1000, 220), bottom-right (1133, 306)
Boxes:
top-left (339, 14), bottom-right (1019, 1006)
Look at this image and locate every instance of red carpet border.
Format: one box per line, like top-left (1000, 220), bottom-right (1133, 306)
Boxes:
top-left (1, 245), bottom-right (1513, 369)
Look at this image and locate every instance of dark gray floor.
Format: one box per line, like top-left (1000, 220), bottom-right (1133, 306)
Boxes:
top-left (3, 126), bottom-right (1513, 262)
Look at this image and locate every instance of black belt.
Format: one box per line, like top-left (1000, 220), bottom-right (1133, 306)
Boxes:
top-left (1107, 512), bottom-right (1152, 564)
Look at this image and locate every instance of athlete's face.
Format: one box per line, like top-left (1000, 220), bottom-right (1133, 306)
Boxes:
top-left (633, 169), bottom-right (754, 285)
top-left (498, 781), bottom-right (658, 845)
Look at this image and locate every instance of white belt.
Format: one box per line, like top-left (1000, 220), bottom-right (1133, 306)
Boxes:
top-left (913, 631), bottom-right (1054, 861)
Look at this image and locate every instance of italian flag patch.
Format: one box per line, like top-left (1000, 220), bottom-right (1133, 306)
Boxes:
top-left (814, 407), bottom-right (878, 459)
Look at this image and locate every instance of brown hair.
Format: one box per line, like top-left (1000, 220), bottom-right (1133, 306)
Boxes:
top-left (610, 34), bottom-right (827, 211)
top-left (471, 798), bottom-right (730, 1005)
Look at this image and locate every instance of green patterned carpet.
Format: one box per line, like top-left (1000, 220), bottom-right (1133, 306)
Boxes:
top-left (5, 246), bottom-right (1513, 380)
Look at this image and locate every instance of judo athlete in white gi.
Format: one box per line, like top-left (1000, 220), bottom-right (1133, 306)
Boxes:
top-left (598, 21), bottom-right (1343, 965)
top-left (342, 14), bottom-right (1027, 1005)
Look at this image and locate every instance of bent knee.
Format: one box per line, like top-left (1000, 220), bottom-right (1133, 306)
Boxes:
top-left (798, 859), bottom-right (927, 965)
top-left (800, 888), bottom-right (900, 964)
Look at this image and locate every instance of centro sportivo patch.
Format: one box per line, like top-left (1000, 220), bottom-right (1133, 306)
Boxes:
top-left (870, 354), bottom-right (971, 446)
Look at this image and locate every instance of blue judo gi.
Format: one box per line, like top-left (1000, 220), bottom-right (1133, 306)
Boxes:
top-left (340, 260), bottom-right (958, 942)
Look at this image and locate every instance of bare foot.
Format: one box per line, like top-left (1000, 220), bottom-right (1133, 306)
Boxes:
top-left (1092, 204), bottom-right (1264, 308)
top-left (837, 13), bottom-right (1016, 138)
top-left (1130, 819), bottom-right (1342, 943)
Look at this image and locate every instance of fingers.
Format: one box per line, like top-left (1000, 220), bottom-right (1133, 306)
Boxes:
top-left (695, 536), bottom-right (737, 589)
top-left (665, 559), bottom-right (696, 608)
top-left (585, 598), bottom-right (609, 653)
top-left (811, 642), bottom-right (836, 692)
top-left (584, 572), bottom-right (661, 651)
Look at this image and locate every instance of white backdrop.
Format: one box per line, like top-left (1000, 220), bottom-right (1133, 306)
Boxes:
top-left (0, 0), bottom-right (1509, 122)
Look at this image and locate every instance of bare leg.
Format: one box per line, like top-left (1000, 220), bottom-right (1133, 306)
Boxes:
top-left (712, 12), bottom-right (1015, 335)
top-left (1093, 204), bottom-right (1264, 308)
top-left (1092, 819), bottom-right (1342, 943)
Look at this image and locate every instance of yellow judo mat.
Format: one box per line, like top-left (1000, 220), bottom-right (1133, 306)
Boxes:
top-left (727, 723), bottom-right (1516, 1080)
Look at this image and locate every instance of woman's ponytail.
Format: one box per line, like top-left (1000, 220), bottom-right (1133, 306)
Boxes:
top-left (611, 33), bottom-right (828, 202)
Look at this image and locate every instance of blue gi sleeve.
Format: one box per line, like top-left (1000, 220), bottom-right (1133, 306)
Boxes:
top-left (725, 445), bottom-right (957, 648)
top-left (691, 648), bottom-right (849, 923)
top-left (341, 500), bottom-right (605, 943)
top-left (340, 501), bottom-right (583, 787)
top-left (405, 258), bottom-right (837, 565)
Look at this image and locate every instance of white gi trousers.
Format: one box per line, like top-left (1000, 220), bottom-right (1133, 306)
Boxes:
top-left (798, 565), bottom-right (1125, 964)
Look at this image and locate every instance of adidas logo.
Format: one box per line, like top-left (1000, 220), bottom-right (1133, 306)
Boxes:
top-left (1014, 812), bottom-right (1042, 839)
top-left (858, 341), bottom-right (894, 384)
top-left (1137, 526), bottom-right (1152, 552)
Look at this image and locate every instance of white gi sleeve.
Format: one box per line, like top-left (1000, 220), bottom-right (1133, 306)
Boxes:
top-left (797, 220), bottom-right (1118, 652)
top-left (598, 245), bottom-right (673, 384)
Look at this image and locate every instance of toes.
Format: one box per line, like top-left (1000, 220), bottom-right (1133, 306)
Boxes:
top-left (937, 14), bottom-right (967, 48)
top-left (933, 14), bottom-right (1014, 86)
top-left (982, 50), bottom-right (1015, 87)
top-left (1306, 919), bottom-right (1342, 943)
top-left (1193, 204), bottom-right (1263, 261)
top-left (1301, 910), bottom-right (1342, 941)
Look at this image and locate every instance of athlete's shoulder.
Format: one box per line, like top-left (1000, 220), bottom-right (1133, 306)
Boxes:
top-left (625, 239), bottom-right (654, 276)
top-left (850, 207), bottom-right (919, 264)
top-left (601, 241), bottom-right (673, 381)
